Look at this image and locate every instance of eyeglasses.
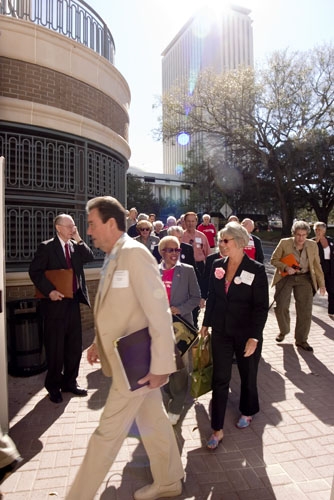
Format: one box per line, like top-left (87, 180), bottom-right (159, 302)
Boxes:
top-left (218, 238), bottom-right (235, 244)
top-left (58, 224), bottom-right (75, 229)
top-left (139, 228), bottom-right (150, 232)
top-left (162, 248), bottom-right (181, 254)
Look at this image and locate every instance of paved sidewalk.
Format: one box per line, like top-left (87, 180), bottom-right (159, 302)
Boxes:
top-left (1, 289), bottom-right (334, 499)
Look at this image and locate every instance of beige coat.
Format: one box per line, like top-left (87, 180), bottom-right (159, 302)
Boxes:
top-left (271, 237), bottom-right (325, 291)
top-left (93, 234), bottom-right (177, 396)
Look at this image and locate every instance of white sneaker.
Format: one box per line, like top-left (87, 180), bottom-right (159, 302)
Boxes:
top-left (167, 412), bottom-right (180, 426)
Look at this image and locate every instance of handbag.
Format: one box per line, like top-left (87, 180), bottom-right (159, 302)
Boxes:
top-left (172, 314), bottom-right (198, 356)
top-left (191, 335), bottom-right (213, 398)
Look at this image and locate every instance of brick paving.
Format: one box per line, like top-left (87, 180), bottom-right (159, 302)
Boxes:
top-left (1, 283), bottom-right (334, 499)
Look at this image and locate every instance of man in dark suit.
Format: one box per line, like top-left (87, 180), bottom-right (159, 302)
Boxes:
top-left (241, 218), bottom-right (264, 263)
top-left (29, 214), bottom-right (94, 403)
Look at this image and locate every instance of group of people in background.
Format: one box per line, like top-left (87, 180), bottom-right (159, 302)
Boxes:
top-left (123, 208), bottom-right (329, 452)
top-left (3, 200), bottom-right (331, 500)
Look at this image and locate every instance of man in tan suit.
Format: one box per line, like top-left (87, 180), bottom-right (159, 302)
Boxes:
top-left (271, 220), bottom-right (325, 352)
top-left (66, 196), bottom-right (183, 500)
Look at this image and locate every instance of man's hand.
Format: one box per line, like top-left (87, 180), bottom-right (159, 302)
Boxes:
top-left (49, 290), bottom-right (64, 301)
top-left (137, 372), bottom-right (169, 389)
top-left (244, 338), bottom-right (258, 357)
top-left (319, 286), bottom-right (326, 296)
top-left (87, 343), bottom-right (100, 365)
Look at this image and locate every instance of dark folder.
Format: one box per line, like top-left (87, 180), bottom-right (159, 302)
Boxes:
top-left (35, 269), bottom-right (74, 299)
top-left (114, 326), bottom-right (184, 391)
top-left (114, 327), bottom-right (151, 391)
top-left (172, 314), bottom-right (198, 356)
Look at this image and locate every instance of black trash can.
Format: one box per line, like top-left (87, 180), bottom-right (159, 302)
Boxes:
top-left (7, 298), bottom-right (47, 377)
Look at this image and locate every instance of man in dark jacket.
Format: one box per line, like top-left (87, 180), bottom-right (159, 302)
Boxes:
top-left (241, 218), bottom-right (264, 263)
top-left (29, 214), bottom-right (94, 403)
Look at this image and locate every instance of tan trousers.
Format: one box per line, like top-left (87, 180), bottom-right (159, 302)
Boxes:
top-left (274, 274), bottom-right (314, 343)
top-left (66, 386), bottom-right (184, 500)
top-left (0, 426), bottom-right (20, 468)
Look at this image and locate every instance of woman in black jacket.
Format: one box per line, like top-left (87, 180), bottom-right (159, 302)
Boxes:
top-left (200, 222), bottom-right (269, 449)
top-left (313, 222), bottom-right (334, 319)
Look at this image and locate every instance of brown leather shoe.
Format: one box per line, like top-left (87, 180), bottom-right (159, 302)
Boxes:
top-left (275, 333), bottom-right (286, 342)
top-left (295, 342), bottom-right (313, 352)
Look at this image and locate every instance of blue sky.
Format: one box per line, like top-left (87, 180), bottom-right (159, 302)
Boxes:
top-left (88, 0), bottom-right (334, 173)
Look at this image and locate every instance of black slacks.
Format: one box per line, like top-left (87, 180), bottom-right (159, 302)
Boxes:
top-left (211, 330), bottom-right (262, 431)
top-left (41, 298), bottom-right (83, 392)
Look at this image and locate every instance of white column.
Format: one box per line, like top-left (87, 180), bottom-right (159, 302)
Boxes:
top-left (0, 156), bottom-right (9, 432)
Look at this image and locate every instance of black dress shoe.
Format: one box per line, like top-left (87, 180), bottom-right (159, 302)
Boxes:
top-left (49, 390), bottom-right (63, 403)
top-left (62, 386), bottom-right (87, 396)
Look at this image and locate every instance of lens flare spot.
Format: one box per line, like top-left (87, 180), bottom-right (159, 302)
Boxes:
top-left (176, 164), bottom-right (184, 175)
top-left (177, 132), bottom-right (190, 146)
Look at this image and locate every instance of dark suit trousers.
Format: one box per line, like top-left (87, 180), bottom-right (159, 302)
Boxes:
top-left (42, 298), bottom-right (83, 392)
top-left (211, 330), bottom-right (262, 430)
top-left (323, 261), bottom-right (334, 314)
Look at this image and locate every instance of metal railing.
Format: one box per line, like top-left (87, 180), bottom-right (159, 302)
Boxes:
top-left (0, 0), bottom-right (115, 63)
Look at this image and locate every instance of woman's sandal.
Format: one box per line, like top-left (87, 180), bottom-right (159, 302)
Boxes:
top-left (206, 433), bottom-right (223, 450)
top-left (236, 415), bottom-right (252, 429)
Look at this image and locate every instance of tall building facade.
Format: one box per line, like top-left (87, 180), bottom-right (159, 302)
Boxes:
top-left (162, 5), bottom-right (253, 175)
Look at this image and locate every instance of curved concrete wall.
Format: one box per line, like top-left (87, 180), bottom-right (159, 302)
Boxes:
top-left (0, 16), bottom-right (131, 159)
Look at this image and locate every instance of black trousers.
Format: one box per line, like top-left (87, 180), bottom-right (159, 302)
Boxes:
top-left (322, 261), bottom-right (334, 314)
top-left (42, 298), bottom-right (83, 392)
top-left (211, 330), bottom-right (262, 431)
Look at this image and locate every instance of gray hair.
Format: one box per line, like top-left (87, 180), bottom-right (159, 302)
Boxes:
top-left (313, 221), bottom-right (326, 231)
top-left (166, 216), bottom-right (177, 226)
top-left (137, 213), bottom-right (149, 222)
top-left (220, 222), bottom-right (249, 248)
top-left (167, 225), bottom-right (184, 236)
top-left (158, 236), bottom-right (180, 256)
top-left (154, 220), bottom-right (164, 229)
top-left (291, 220), bottom-right (311, 235)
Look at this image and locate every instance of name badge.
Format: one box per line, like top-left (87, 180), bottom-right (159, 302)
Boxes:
top-left (112, 270), bottom-right (129, 288)
top-left (240, 270), bottom-right (255, 286)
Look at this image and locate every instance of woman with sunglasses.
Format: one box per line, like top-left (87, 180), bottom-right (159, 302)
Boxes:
top-left (158, 236), bottom-right (201, 425)
top-left (200, 222), bottom-right (269, 449)
top-left (134, 220), bottom-right (160, 253)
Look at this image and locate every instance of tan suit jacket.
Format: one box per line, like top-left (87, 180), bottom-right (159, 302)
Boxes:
top-left (94, 234), bottom-right (177, 396)
top-left (271, 237), bottom-right (325, 291)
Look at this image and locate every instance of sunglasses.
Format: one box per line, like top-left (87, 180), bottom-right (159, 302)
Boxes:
top-left (218, 238), bottom-right (235, 244)
top-left (139, 228), bottom-right (150, 232)
top-left (162, 248), bottom-right (181, 254)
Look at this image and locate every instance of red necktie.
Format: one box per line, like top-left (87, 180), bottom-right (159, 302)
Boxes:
top-left (65, 243), bottom-right (72, 268)
top-left (65, 243), bottom-right (77, 293)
